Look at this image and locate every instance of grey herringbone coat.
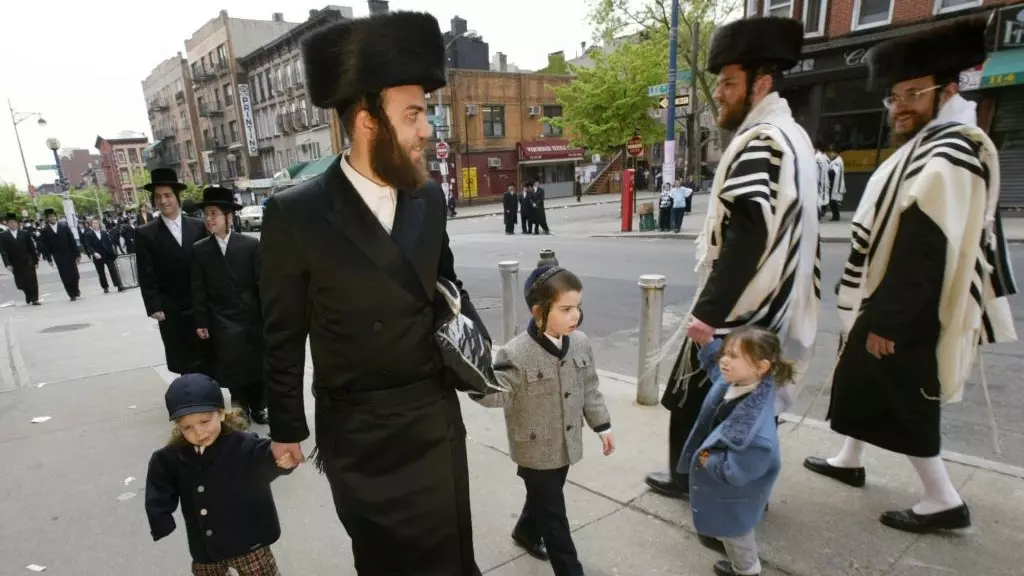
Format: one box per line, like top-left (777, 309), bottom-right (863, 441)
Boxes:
top-left (478, 330), bottom-right (611, 470)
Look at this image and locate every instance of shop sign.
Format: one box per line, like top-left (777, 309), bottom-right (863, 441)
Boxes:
top-left (960, 65), bottom-right (983, 92)
top-left (998, 6), bottom-right (1024, 49)
top-left (518, 139), bottom-right (585, 161)
top-left (784, 46), bottom-right (873, 77)
top-left (984, 72), bottom-right (1020, 88)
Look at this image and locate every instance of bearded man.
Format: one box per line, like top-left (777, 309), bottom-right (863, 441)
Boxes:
top-left (803, 18), bottom-right (1017, 534)
top-left (260, 12), bottom-right (488, 576)
top-left (645, 17), bottom-right (821, 503)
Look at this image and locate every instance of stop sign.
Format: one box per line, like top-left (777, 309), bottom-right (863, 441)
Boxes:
top-left (626, 136), bottom-right (644, 157)
top-left (436, 141), bottom-right (449, 160)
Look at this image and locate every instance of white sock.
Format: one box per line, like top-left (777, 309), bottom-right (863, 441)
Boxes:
top-left (908, 456), bottom-right (963, 514)
top-left (827, 437), bottom-right (866, 469)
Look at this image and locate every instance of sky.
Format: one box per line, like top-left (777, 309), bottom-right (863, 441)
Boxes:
top-left (0, 0), bottom-right (595, 191)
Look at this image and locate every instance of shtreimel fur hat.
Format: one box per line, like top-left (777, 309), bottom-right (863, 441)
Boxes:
top-left (706, 17), bottom-right (804, 74)
top-left (301, 11), bottom-right (446, 113)
top-left (866, 17), bottom-right (988, 91)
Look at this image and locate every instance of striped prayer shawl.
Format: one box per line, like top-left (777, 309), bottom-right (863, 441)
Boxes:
top-left (828, 155), bottom-right (846, 203)
top-left (696, 93), bottom-right (822, 366)
top-left (837, 120), bottom-right (1017, 404)
top-left (815, 152), bottom-right (831, 208)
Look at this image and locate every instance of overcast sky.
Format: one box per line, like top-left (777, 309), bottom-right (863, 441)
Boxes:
top-left (0, 0), bottom-right (595, 190)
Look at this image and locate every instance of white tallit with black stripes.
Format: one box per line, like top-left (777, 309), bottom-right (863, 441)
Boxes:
top-left (695, 93), bottom-right (822, 367)
top-left (837, 95), bottom-right (1017, 404)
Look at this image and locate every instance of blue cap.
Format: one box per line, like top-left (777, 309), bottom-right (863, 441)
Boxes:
top-left (165, 373), bottom-right (225, 421)
top-left (524, 265), bottom-right (564, 307)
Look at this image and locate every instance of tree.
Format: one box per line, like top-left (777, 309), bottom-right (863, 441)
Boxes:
top-left (130, 166), bottom-right (151, 190)
top-left (68, 187), bottom-right (112, 217)
top-left (545, 36), bottom-right (668, 155)
top-left (38, 195), bottom-right (63, 216)
top-left (0, 183), bottom-right (35, 219)
top-left (588, 0), bottom-right (742, 120)
top-left (538, 52), bottom-right (571, 75)
top-left (181, 182), bottom-right (204, 205)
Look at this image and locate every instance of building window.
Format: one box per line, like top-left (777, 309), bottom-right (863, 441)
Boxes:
top-left (117, 151), bottom-right (126, 164)
top-left (120, 168), bottom-right (130, 183)
top-left (312, 106), bottom-right (321, 125)
top-left (295, 62), bottom-right (303, 85)
top-left (819, 78), bottom-right (890, 174)
top-left (129, 148), bottom-right (140, 163)
top-left (229, 121), bottom-right (239, 143)
top-left (186, 141), bottom-right (196, 160)
top-left (216, 44), bottom-right (228, 67)
top-left (542, 105), bottom-right (563, 136)
top-left (762, 0), bottom-right (793, 17)
top-left (277, 68), bottom-right (285, 93)
top-left (852, 0), bottom-right (893, 30)
top-left (803, 0), bottom-right (827, 36)
top-left (482, 105), bottom-right (505, 138)
top-left (191, 62), bottom-right (200, 78)
top-left (224, 83), bottom-right (234, 107)
top-left (284, 64), bottom-right (292, 88)
top-left (934, 0), bottom-right (981, 13)
top-left (300, 100), bottom-right (309, 127)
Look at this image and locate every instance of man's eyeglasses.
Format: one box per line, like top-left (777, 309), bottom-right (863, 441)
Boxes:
top-left (883, 85), bottom-right (941, 110)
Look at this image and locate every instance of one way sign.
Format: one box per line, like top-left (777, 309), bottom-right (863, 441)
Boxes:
top-left (658, 94), bottom-right (690, 109)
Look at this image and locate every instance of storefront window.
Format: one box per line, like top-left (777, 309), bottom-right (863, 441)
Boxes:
top-left (820, 79), bottom-right (891, 172)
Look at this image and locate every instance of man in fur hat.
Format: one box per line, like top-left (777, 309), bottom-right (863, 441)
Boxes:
top-left (804, 18), bottom-right (1017, 534)
top-left (38, 207), bottom-right (82, 301)
top-left (191, 186), bottom-right (267, 425)
top-left (260, 11), bottom-right (488, 575)
top-left (136, 168), bottom-right (210, 375)
top-left (645, 15), bottom-right (821, 514)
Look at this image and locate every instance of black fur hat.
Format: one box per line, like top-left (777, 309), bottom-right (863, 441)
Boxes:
top-left (866, 17), bottom-right (988, 91)
top-left (301, 11), bottom-right (446, 113)
top-left (706, 17), bottom-right (804, 74)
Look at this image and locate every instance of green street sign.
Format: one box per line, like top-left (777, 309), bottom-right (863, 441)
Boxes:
top-left (35, 164), bottom-right (58, 171)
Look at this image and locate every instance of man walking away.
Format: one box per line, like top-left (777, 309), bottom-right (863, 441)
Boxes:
top-left (530, 181), bottom-right (550, 234)
top-left (38, 208), bottom-right (81, 301)
top-left (0, 213), bottom-right (41, 305)
top-left (574, 176), bottom-right (583, 202)
top-left (83, 217), bottom-right (125, 293)
top-left (502, 184), bottom-right (519, 235)
top-left (826, 145), bottom-right (846, 221)
top-left (519, 185), bottom-right (533, 234)
top-left (814, 142), bottom-right (831, 221)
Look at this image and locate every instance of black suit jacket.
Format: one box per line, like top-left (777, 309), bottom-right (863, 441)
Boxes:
top-left (260, 158), bottom-right (489, 443)
top-left (0, 229), bottom-right (39, 269)
top-left (38, 222), bottom-right (78, 264)
top-left (82, 229), bottom-right (118, 261)
top-left (136, 215), bottom-right (209, 316)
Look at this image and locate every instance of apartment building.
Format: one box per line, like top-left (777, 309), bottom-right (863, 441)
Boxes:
top-left (57, 148), bottom-right (102, 188)
top-left (184, 10), bottom-right (298, 190)
top-left (239, 6), bottom-right (350, 197)
top-left (748, 0), bottom-right (1024, 206)
top-left (95, 132), bottom-right (150, 208)
top-left (141, 52), bottom-right (204, 184)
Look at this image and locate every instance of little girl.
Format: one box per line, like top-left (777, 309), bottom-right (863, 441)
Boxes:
top-left (680, 326), bottom-right (793, 576)
top-left (477, 265), bottom-right (614, 576)
top-left (146, 373), bottom-right (297, 576)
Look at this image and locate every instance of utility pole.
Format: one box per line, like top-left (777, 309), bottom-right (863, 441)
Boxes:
top-left (663, 0), bottom-right (680, 188)
top-left (689, 18), bottom-right (701, 188)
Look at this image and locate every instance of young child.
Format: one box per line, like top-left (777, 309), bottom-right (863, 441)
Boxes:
top-left (477, 265), bottom-right (614, 576)
top-left (680, 326), bottom-right (793, 576)
top-left (146, 373), bottom-right (297, 576)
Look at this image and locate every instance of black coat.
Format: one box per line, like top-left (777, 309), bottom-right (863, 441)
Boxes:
top-left (191, 234), bottom-right (263, 390)
top-left (81, 229), bottom-right (118, 261)
top-left (0, 228), bottom-right (39, 290)
top-left (38, 222), bottom-right (79, 272)
top-left (518, 192), bottom-right (532, 219)
top-left (145, 430), bottom-right (290, 564)
top-left (502, 191), bottom-right (518, 225)
top-left (136, 215), bottom-right (210, 374)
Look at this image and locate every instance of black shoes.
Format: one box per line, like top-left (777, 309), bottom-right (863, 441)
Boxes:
top-left (644, 472), bottom-right (689, 500)
top-left (511, 530), bottom-right (548, 561)
top-left (249, 408), bottom-right (269, 426)
top-left (802, 456), bottom-right (866, 488)
top-left (698, 534), bottom-right (726, 555)
top-left (713, 560), bottom-right (759, 576)
top-left (880, 503), bottom-right (971, 534)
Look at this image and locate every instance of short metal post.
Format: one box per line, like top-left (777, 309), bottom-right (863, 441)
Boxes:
top-left (637, 274), bottom-right (667, 405)
top-left (537, 249), bottom-right (558, 268)
top-left (499, 260), bottom-right (520, 344)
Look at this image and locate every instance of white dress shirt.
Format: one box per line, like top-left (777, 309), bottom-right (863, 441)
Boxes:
top-left (340, 155), bottom-right (397, 233)
top-left (215, 232), bottom-right (230, 255)
top-left (48, 223), bottom-right (59, 235)
top-left (161, 213), bottom-right (183, 246)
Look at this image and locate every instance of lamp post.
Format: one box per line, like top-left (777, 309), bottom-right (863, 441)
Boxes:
top-left (7, 98), bottom-right (47, 209)
top-left (436, 29), bottom-right (477, 198)
top-left (46, 137), bottom-right (80, 242)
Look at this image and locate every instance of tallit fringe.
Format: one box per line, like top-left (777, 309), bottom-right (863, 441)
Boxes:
top-left (918, 349), bottom-right (1002, 454)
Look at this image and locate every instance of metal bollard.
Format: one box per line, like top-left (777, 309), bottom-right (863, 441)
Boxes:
top-left (499, 261), bottom-right (520, 344)
top-left (636, 274), bottom-right (667, 406)
top-left (537, 249), bottom-right (558, 268)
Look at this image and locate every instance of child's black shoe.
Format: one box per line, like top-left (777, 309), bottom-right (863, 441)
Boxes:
top-left (713, 559), bottom-right (759, 576)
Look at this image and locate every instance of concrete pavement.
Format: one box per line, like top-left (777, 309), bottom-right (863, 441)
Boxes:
top-left (2, 281), bottom-right (1023, 575)
top-left (449, 190), bottom-right (660, 222)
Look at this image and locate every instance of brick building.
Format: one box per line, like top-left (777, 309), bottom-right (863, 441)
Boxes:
top-left (95, 132), bottom-right (150, 208)
top-left (141, 52), bottom-right (204, 184)
top-left (748, 0), bottom-right (1024, 207)
top-left (57, 148), bottom-right (102, 189)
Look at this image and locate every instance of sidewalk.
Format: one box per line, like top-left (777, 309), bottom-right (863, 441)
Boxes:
top-left (1, 287), bottom-right (1021, 574)
top-left (451, 190), bottom-right (659, 221)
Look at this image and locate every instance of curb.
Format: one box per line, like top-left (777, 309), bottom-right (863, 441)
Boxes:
top-left (591, 231), bottom-right (1024, 244)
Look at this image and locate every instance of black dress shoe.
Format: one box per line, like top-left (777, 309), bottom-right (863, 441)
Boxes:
top-left (698, 534), bottom-right (726, 555)
top-left (103, 288), bottom-right (109, 294)
top-left (511, 531), bottom-right (548, 561)
top-left (713, 559), bottom-right (759, 576)
top-left (880, 503), bottom-right (971, 534)
top-left (802, 456), bottom-right (866, 488)
top-left (644, 472), bottom-right (689, 500)
top-left (250, 408), bottom-right (269, 426)
top-left (117, 287), bottom-right (126, 293)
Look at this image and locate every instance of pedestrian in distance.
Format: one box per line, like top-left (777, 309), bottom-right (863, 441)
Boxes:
top-left (658, 184), bottom-right (674, 232)
top-left (0, 212), bottom-right (41, 305)
top-left (82, 217), bottom-right (126, 293)
top-left (476, 265), bottom-right (614, 576)
top-left (668, 181), bottom-right (688, 233)
top-left (681, 326), bottom-right (790, 576)
top-left (145, 373), bottom-right (296, 576)
top-left (503, 184), bottom-right (519, 235)
top-left (38, 207), bottom-right (82, 301)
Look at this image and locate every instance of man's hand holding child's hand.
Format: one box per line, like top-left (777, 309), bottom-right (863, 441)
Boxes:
top-left (275, 453), bottom-right (298, 470)
top-left (687, 317), bottom-right (714, 346)
top-left (601, 433), bottom-right (615, 456)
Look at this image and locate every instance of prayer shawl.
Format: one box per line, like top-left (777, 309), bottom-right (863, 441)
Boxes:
top-left (695, 93), bottom-right (822, 367)
top-left (828, 155), bottom-right (846, 203)
top-left (837, 95), bottom-right (1017, 404)
top-left (815, 152), bottom-right (831, 208)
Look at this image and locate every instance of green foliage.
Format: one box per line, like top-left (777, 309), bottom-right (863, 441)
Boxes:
top-left (546, 36), bottom-right (667, 155)
top-left (68, 187), bottom-right (112, 217)
top-left (181, 182), bottom-right (204, 205)
top-left (38, 195), bottom-right (63, 215)
top-left (130, 166), bottom-right (151, 190)
top-left (538, 52), bottom-right (571, 75)
top-left (0, 183), bottom-right (35, 219)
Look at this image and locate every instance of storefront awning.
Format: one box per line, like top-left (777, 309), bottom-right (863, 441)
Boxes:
top-left (981, 49), bottom-right (1024, 89)
top-left (285, 161), bottom-right (310, 179)
top-left (292, 154), bottom-right (339, 181)
top-left (518, 139), bottom-right (585, 162)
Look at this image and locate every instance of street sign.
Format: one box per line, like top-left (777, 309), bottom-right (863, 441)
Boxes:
top-left (658, 94), bottom-right (691, 109)
top-left (626, 135), bottom-right (644, 157)
top-left (35, 164), bottom-right (58, 171)
top-left (435, 141), bottom-right (449, 160)
top-left (646, 72), bottom-right (694, 97)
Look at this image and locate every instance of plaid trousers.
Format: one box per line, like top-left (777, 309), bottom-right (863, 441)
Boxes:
top-left (192, 546), bottom-right (281, 576)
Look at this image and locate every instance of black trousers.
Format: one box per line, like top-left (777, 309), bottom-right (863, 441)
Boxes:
top-left (54, 256), bottom-right (80, 298)
top-left (229, 381), bottom-right (266, 414)
top-left (663, 343), bottom-right (712, 481)
top-left (504, 213), bottom-right (517, 234)
top-left (521, 213), bottom-right (531, 234)
top-left (828, 200), bottom-right (841, 221)
top-left (515, 466), bottom-right (582, 576)
top-left (13, 266), bottom-right (39, 303)
top-left (92, 257), bottom-right (123, 290)
top-left (532, 210), bottom-right (549, 234)
top-left (658, 207), bottom-right (672, 231)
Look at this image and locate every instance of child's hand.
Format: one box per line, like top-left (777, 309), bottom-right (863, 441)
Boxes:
top-left (687, 318), bottom-right (714, 345)
top-left (275, 453), bottom-right (298, 470)
top-left (698, 450), bottom-right (710, 468)
top-left (601, 433), bottom-right (615, 456)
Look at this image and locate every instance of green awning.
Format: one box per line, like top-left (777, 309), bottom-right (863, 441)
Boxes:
top-left (981, 49), bottom-right (1024, 89)
top-left (285, 161), bottom-right (309, 178)
top-left (293, 155), bottom-right (339, 181)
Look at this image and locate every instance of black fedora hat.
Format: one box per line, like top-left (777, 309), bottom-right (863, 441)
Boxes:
top-left (195, 186), bottom-right (242, 212)
top-left (43, 208), bottom-right (57, 216)
top-left (4, 212), bottom-right (19, 221)
top-left (144, 167), bottom-right (187, 193)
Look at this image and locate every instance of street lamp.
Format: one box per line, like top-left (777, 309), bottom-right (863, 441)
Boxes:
top-left (7, 98), bottom-right (46, 206)
top-left (436, 29), bottom-right (477, 198)
top-left (45, 137), bottom-right (80, 241)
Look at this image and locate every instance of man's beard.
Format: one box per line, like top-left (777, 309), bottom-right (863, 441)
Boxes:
top-left (717, 97), bottom-right (753, 132)
top-left (370, 115), bottom-right (428, 191)
top-left (889, 111), bottom-right (931, 147)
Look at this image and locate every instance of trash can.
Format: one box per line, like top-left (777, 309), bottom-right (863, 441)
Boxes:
top-left (116, 254), bottom-right (140, 289)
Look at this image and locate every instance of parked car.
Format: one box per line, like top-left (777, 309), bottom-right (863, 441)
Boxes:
top-left (239, 205), bottom-right (264, 231)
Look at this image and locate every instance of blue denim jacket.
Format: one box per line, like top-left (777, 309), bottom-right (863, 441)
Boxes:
top-left (676, 338), bottom-right (782, 538)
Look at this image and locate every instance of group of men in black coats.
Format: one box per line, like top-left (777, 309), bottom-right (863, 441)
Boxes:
top-left (502, 180), bottom-right (549, 235)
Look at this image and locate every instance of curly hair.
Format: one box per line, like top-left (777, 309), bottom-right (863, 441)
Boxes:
top-left (722, 326), bottom-right (796, 385)
top-left (167, 408), bottom-right (249, 447)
